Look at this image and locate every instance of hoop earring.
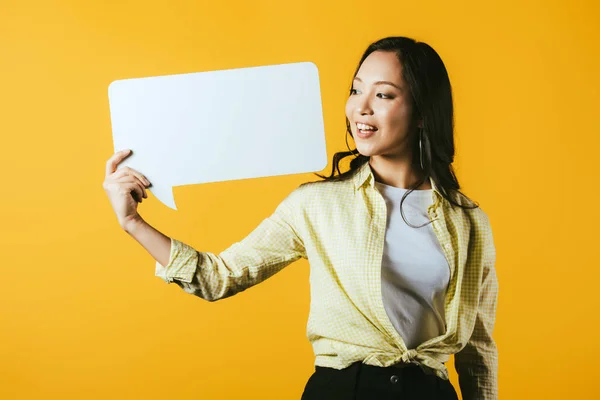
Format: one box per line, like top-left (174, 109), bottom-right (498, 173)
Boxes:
top-left (419, 128), bottom-right (424, 170)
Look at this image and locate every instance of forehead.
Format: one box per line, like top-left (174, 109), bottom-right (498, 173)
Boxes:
top-left (355, 51), bottom-right (403, 84)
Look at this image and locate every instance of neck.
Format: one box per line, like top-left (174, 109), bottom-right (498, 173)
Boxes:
top-left (369, 155), bottom-right (431, 190)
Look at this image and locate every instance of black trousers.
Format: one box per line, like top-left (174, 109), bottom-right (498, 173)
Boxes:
top-left (300, 361), bottom-right (459, 400)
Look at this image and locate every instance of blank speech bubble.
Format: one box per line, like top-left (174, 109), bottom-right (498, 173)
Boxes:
top-left (108, 62), bottom-right (327, 209)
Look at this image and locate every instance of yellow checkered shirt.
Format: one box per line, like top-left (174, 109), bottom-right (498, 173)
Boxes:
top-left (155, 161), bottom-right (499, 400)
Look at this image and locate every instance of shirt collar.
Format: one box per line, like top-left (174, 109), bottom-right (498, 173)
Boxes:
top-left (352, 160), bottom-right (442, 199)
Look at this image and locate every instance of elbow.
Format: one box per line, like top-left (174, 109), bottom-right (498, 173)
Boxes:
top-left (180, 281), bottom-right (240, 302)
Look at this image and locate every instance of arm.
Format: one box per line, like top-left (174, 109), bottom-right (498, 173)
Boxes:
top-left (454, 223), bottom-right (499, 400)
top-left (124, 216), bottom-right (171, 268)
top-left (154, 187), bottom-right (306, 301)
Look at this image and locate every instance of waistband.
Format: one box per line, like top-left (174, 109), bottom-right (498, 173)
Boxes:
top-left (317, 360), bottom-right (442, 377)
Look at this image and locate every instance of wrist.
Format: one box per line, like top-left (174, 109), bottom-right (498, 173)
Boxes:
top-left (121, 214), bottom-right (146, 234)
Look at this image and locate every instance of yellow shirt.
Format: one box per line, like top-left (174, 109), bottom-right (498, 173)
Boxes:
top-left (155, 161), bottom-right (499, 400)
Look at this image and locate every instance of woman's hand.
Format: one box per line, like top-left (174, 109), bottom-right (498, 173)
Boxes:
top-left (103, 149), bottom-right (151, 230)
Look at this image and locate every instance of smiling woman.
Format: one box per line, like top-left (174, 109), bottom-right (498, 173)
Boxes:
top-left (306, 36), bottom-right (498, 400)
top-left (103, 35), bottom-right (498, 400)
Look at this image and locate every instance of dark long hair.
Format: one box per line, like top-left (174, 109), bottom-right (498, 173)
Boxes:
top-left (313, 36), bottom-right (479, 228)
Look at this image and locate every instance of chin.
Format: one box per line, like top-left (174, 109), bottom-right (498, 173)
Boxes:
top-left (355, 145), bottom-right (376, 157)
top-left (353, 132), bottom-right (381, 157)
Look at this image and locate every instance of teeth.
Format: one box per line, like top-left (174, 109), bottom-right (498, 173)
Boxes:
top-left (357, 123), bottom-right (376, 130)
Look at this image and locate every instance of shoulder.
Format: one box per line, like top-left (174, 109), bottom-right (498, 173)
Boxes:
top-left (458, 202), bottom-right (495, 260)
top-left (464, 204), bottom-right (490, 226)
top-left (447, 190), bottom-right (490, 226)
top-left (459, 203), bottom-right (492, 234)
top-left (298, 175), bottom-right (355, 196)
top-left (282, 176), bottom-right (355, 212)
top-left (443, 191), bottom-right (492, 240)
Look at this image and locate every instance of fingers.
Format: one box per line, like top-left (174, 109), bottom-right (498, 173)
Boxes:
top-left (116, 175), bottom-right (147, 199)
top-left (104, 149), bottom-right (151, 204)
top-left (112, 166), bottom-right (150, 187)
top-left (123, 182), bottom-right (144, 203)
top-left (106, 149), bottom-right (131, 178)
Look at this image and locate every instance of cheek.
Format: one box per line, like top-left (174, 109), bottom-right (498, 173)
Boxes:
top-left (377, 103), bottom-right (408, 129)
top-left (345, 99), bottom-right (353, 120)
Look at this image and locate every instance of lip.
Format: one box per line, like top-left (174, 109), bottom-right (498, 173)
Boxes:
top-left (356, 127), bottom-right (376, 139)
top-left (355, 121), bottom-right (378, 138)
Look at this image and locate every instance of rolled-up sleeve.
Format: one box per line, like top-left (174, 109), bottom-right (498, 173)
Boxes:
top-left (454, 223), bottom-right (499, 400)
top-left (155, 187), bottom-right (306, 301)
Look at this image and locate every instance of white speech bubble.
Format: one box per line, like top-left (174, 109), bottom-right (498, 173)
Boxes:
top-left (108, 62), bottom-right (327, 209)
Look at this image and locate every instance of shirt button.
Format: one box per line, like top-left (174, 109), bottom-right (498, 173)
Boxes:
top-left (390, 375), bottom-right (399, 384)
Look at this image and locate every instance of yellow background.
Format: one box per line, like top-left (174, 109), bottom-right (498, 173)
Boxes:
top-left (1, 0), bottom-right (598, 398)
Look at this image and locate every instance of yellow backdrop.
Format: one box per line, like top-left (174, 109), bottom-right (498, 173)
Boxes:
top-left (1, 0), bottom-right (598, 399)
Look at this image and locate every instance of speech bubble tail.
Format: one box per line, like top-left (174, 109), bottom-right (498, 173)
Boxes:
top-left (149, 186), bottom-right (178, 210)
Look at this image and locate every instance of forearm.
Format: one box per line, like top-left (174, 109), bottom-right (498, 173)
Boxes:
top-left (123, 216), bottom-right (171, 268)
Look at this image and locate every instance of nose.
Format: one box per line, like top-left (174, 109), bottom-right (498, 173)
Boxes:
top-left (355, 93), bottom-right (373, 116)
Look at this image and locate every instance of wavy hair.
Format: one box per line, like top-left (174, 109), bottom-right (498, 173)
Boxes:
top-left (313, 36), bottom-right (479, 228)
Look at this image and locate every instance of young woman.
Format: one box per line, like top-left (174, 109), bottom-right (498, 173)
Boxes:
top-left (103, 36), bottom-right (498, 400)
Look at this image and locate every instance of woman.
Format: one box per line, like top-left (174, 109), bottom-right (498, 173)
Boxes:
top-left (103, 36), bottom-right (498, 400)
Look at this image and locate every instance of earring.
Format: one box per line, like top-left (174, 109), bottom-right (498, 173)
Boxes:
top-left (419, 128), bottom-right (424, 170)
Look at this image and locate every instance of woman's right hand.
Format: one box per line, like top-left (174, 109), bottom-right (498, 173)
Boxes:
top-left (103, 149), bottom-right (151, 230)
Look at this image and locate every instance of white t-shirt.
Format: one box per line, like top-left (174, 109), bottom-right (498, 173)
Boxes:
top-left (374, 181), bottom-right (451, 349)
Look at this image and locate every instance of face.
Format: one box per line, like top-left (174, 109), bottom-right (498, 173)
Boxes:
top-left (345, 50), bottom-right (418, 159)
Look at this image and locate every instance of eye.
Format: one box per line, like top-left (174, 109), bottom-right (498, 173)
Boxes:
top-left (350, 88), bottom-right (360, 95)
top-left (377, 93), bottom-right (393, 99)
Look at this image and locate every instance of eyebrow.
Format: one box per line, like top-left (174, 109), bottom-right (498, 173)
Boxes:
top-left (353, 77), bottom-right (402, 91)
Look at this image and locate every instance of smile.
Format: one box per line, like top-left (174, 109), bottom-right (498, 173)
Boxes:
top-left (356, 122), bottom-right (378, 138)
top-left (356, 122), bottom-right (377, 131)
top-left (356, 122), bottom-right (377, 138)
